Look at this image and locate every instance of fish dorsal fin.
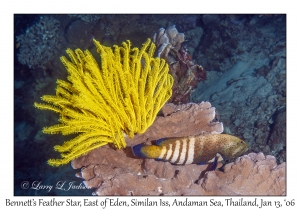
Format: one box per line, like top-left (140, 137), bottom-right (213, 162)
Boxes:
top-left (155, 138), bottom-right (168, 146)
top-left (155, 137), bottom-right (184, 146)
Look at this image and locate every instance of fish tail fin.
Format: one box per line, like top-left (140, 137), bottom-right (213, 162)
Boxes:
top-left (132, 143), bottom-right (162, 159)
top-left (132, 143), bottom-right (148, 158)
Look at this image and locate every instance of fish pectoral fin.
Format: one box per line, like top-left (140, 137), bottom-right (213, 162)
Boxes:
top-left (216, 153), bottom-right (224, 162)
top-left (208, 156), bottom-right (218, 171)
top-left (207, 154), bottom-right (225, 171)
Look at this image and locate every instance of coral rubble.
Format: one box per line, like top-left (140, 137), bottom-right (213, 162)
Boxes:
top-left (16, 16), bottom-right (61, 68)
top-left (153, 25), bottom-right (206, 104)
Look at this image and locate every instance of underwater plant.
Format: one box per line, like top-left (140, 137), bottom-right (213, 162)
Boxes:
top-left (34, 38), bottom-right (174, 166)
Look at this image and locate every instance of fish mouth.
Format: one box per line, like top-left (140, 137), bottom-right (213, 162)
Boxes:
top-left (243, 147), bottom-right (249, 154)
top-left (233, 145), bottom-right (249, 158)
top-left (240, 145), bottom-right (249, 155)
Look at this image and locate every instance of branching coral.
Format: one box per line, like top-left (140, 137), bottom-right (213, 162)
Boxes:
top-left (34, 38), bottom-right (174, 167)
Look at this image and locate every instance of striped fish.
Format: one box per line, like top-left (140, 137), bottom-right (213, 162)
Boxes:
top-left (132, 134), bottom-right (248, 167)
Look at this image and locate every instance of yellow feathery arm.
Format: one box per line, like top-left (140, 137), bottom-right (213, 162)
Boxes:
top-left (56, 86), bottom-right (72, 99)
top-left (43, 120), bottom-right (110, 135)
top-left (60, 136), bottom-right (112, 158)
top-left (65, 48), bottom-right (80, 65)
top-left (148, 41), bottom-right (156, 59)
top-left (112, 45), bottom-right (129, 100)
top-left (82, 48), bottom-right (117, 104)
top-left (83, 52), bottom-right (133, 133)
top-left (34, 38), bottom-right (174, 166)
top-left (121, 41), bottom-right (138, 106)
top-left (54, 132), bottom-right (114, 153)
top-left (56, 79), bottom-right (78, 95)
top-left (81, 73), bottom-right (126, 131)
top-left (34, 102), bottom-right (61, 114)
top-left (138, 52), bottom-right (152, 131)
top-left (143, 58), bottom-right (160, 118)
top-left (101, 49), bottom-right (116, 99)
top-left (48, 140), bottom-right (108, 167)
top-left (39, 95), bottom-right (72, 107)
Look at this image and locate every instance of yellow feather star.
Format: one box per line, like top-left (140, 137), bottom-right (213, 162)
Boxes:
top-left (34, 38), bottom-right (174, 167)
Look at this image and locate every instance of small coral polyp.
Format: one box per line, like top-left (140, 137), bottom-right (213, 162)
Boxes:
top-left (34, 38), bottom-right (174, 167)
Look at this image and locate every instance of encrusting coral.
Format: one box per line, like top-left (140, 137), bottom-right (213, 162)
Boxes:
top-left (34, 38), bottom-right (174, 167)
top-left (125, 102), bottom-right (224, 147)
top-left (71, 103), bottom-right (285, 196)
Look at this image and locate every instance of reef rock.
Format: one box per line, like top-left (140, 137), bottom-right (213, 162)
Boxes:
top-left (197, 152), bottom-right (286, 195)
top-left (124, 102), bottom-right (223, 147)
top-left (72, 148), bottom-right (285, 196)
top-left (71, 103), bottom-right (285, 196)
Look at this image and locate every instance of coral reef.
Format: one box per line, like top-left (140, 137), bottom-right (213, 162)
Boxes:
top-left (16, 16), bottom-right (61, 68)
top-left (153, 25), bottom-right (206, 104)
top-left (72, 146), bottom-right (285, 195)
top-left (70, 102), bottom-right (222, 195)
top-left (14, 14), bottom-right (286, 196)
top-left (96, 15), bottom-right (201, 46)
top-left (71, 103), bottom-right (285, 196)
top-left (198, 152), bottom-right (286, 195)
top-left (34, 38), bottom-right (173, 166)
top-left (191, 15), bottom-right (286, 162)
top-left (124, 102), bottom-right (223, 147)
